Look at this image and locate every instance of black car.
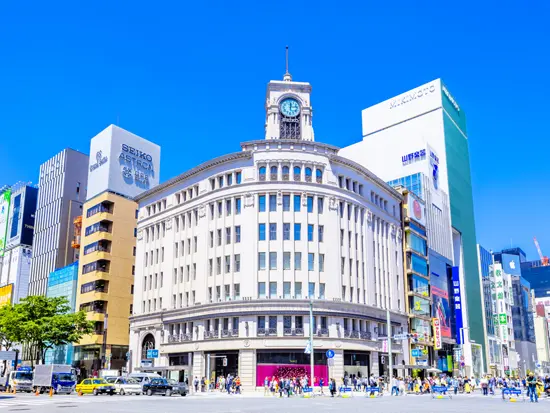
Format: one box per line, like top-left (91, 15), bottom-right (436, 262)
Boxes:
top-left (143, 378), bottom-right (173, 396)
top-left (168, 379), bottom-right (188, 396)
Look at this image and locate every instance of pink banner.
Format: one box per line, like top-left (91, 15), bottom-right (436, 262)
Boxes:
top-left (256, 364), bottom-right (329, 387)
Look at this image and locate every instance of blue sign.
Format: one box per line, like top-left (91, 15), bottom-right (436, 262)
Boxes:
top-left (326, 350), bottom-right (335, 359)
top-left (17, 366), bottom-right (32, 372)
top-left (502, 254), bottom-right (521, 276)
top-left (146, 349), bottom-right (159, 359)
top-left (430, 150), bottom-right (439, 190)
top-left (411, 349), bottom-right (422, 357)
top-left (401, 149), bottom-right (426, 165)
top-left (452, 267), bottom-right (464, 344)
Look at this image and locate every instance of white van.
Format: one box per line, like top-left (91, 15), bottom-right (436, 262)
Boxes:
top-left (127, 373), bottom-right (161, 390)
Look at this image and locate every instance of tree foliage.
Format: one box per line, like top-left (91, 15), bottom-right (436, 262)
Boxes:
top-left (0, 296), bottom-right (95, 364)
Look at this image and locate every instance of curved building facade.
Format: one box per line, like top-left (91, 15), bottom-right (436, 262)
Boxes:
top-left (129, 73), bottom-right (408, 389)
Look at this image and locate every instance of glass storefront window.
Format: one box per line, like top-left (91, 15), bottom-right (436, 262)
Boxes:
top-left (410, 275), bottom-right (429, 297)
top-left (409, 296), bottom-right (430, 317)
top-left (410, 254), bottom-right (428, 276)
top-left (410, 318), bottom-right (431, 337)
top-left (407, 232), bottom-right (427, 256)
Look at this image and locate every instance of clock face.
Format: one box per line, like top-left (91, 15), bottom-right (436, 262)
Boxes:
top-left (280, 98), bottom-right (300, 117)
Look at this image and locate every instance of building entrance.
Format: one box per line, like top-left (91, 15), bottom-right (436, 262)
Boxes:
top-left (205, 350), bottom-right (239, 387)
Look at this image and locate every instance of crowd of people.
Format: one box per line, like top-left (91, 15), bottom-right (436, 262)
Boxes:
top-left (193, 371), bottom-right (550, 402)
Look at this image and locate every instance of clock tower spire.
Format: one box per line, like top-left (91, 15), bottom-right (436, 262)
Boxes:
top-left (264, 47), bottom-right (314, 141)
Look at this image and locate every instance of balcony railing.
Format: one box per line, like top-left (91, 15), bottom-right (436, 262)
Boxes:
top-left (316, 328), bottom-right (329, 337)
top-left (270, 174), bottom-right (277, 181)
top-left (282, 174), bottom-right (289, 181)
top-left (283, 328), bottom-right (304, 336)
top-left (231, 328), bottom-right (239, 337)
top-left (167, 334), bottom-right (191, 343)
top-left (360, 331), bottom-right (373, 340)
top-left (343, 330), bottom-right (360, 339)
top-left (293, 174), bottom-right (301, 181)
top-left (316, 176), bottom-right (322, 184)
top-left (257, 327), bottom-right (277, 336)
top-left (259, 175), bottom-right (266, 181)
top-left (305, 175), bottom-right (312, 182)
top-left (203, 330), bottom-right (218, 339)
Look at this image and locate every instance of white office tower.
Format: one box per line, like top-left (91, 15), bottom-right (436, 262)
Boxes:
top-left (28, 148), bottom-right (89, 296)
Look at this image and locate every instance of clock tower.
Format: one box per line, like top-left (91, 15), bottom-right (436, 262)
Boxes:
top-left (264, 47), bottom-right (314, 141)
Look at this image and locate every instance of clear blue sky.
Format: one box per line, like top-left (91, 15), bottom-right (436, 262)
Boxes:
top-left (1, 1), bottom-right (549, 260)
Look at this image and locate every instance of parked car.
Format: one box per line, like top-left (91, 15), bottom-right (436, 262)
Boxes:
top-left (143, 378), bottom-right (173, 396)
top-left (106, 377), bottom-right (142, 395)
top-left (128, 373), bottom-right (162, 391)
top-left (167, 379), bottom-right (188, 396)
top-left (75, 378), bottom-right (116, 396)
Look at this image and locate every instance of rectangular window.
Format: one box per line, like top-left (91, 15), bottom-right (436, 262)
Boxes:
top-left (235, 197), bottom-right (242, 214)
top-left (194, 236), bottom-right (197, 252)
top-left (340, 229), bottom-right (344, 246)
top-left (283, 195), bottom-right (290, 211)
top-left (294, 223), bottom-right (301, 241)
top-left (308, 282), bottom-right (315, 298)
top-left (269, 316), bottom-right (277, 329)
top-left (218, 176), bottom-right (224, 188)
top-left (308, 224), bottom-right (314, 242)
top-left (318, 225), bottom-right (324, 242)
top-left (407, 232), bottom-right (428, 256)
top-left (227, 173), bottom-right (233, 186)
top-left (319, 254), bottom-right (325, 272)
top-left (258, 252), bottom-right (266, 270)
top-left (209, 204), bottom-right (214, 219)
top-left (258, 282), bottom-right (266, 298)
top-left (209, 231), bottom-right (214, 248)
top-left (217, 201), bottom-right (223, 217)
top-left (258, 316), bottom-right (266, 329)
top-left (294, 195), bottom-right (301, 212)
top-left (308, 253), bottom-right (314, 271)
top-left (226, 199), bottom-right (232, 216)
top-left (225, 255), bottom-right (231, 273)
top-left (339, 201), bottom-right (344, 218)
top-left (318, 197), bottom-right (324, 214)
top-left (225, 284), bottom-right (230, 301)
top-left (259, 223), bottom-right (266, 241)
top-left (269, 252), bottom-right (277, 270)
top-left (283, 252), bottom-right (291, 270)
top-left (269, 223), bottom-right (277, 240)
top-left (234, 254), bottom-right (241, 272)
top-left (283, 223), bottom-right (290, 240)
top-left (216, 257), bottom-right (221, 275)
top-left (269, 282), bottom-right (277, 298)
top-left (283, 282), bottom-right (291, 298)
top-left (234, 283), bottom-right (240, 299)
top-left (269, 194), bottom-right (277, 211)
top-left (295, 252), bottom-right (302, 270)
top-left (307, 196), bottom-right (313, 213)
top-left (295, 282), bottom-right (302, 299)
top-left (319, 283), bottom-right (326, 299)
top-left (209, 259), bottom-right (213, 276)
top-left (217, 230), bottom-right (222, 246)
top-left (225, 227), bottom-right (231, 244)
top-left (259, 195), bottom-right (266, 212)
top-left (235, 225), bottom-right (241, 243)
top-left (236, 171), bottom-right (242, 184)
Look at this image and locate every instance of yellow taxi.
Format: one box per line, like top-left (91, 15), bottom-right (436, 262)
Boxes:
top-left (75, 378), bottom-right (116, 396)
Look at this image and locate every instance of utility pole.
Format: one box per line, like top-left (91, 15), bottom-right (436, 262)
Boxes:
top-left (387, 308), bottom-right (393, 386)
top-left (309, 300), bottom-right (314, 391)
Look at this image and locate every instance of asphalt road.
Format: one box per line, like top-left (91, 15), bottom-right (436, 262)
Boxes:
top-left (0, 392), bottom-right (547, 412)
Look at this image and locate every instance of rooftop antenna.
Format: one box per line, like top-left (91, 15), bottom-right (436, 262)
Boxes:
top-left (283, 46), bottom-right (292, 82)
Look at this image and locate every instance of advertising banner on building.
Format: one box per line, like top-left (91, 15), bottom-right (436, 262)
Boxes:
top-left (502, 254), bottom-right (521, 276)
top-left (0, 189), bottom-right (12, 257)
top-left (0, 284), bottom-right (13, 307)
top-left (432, 285), bottom-right (451, 338)
top-left (433, 318), bottom-right (442, 350)
top-left (491, 263), bottom-right (508, 344)
top-left (405, 192), bottom-right (426, 227)
top-left (452, 266), bottom-right (464, 344)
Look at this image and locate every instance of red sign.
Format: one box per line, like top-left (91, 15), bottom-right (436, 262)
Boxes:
top-left (413, 199), bottom-right (422, 221)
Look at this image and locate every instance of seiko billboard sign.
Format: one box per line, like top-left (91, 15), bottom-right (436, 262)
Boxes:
top-left (86, 125), bottom-right (161, 200)
top-left (389, 84), bottom-right (436, 109)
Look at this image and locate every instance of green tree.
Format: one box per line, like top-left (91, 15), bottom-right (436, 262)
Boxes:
top-left (12, 296), bottom-right (95, 365)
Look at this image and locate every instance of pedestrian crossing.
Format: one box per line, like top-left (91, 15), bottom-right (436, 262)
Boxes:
top-left (0, 397), bottom-right (94, 409)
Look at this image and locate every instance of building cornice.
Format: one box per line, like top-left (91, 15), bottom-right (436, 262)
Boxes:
top-left (329, 154), bottom-right (403, 201)
top-left (134, 151), bottom-right (252, 202)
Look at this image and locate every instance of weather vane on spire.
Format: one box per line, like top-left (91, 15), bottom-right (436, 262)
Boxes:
top-left (283, 45), bottom-right (292, 82)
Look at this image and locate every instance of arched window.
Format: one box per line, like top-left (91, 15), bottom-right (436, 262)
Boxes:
top-left (141, 333), bottom-right (156, 361)
top-left (282, 166), bottom-right (290, 181)
top-left (293, 166), bottom-right (301, 181)
top-left (259, 166), bottom-right (266, 181)
top-left (270, 166), bottom-right (278, 180)
top-left (305, 167), bottom-right (312, 182)
top-left (316, 168), bottom-right (323, 183)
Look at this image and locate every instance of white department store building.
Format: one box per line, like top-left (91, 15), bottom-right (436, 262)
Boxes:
top-left (129, 69), bottom-right (409, 390)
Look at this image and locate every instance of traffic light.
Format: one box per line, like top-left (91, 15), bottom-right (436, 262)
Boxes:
top-left (223, 358), bottom-right (228, 367)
